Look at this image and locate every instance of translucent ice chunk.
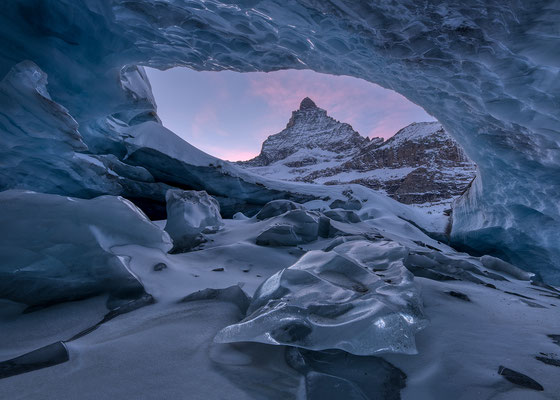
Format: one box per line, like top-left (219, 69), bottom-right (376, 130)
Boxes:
top-left (215, 240), bottom-right (427, 355)
top-left (0, 190), bottom-right (172, 306)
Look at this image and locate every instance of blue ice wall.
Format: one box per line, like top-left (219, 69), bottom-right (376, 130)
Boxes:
top-left (0, 0), bottom-right (559, 282)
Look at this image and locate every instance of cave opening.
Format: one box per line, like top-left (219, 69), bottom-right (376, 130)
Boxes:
top-left (142, 66), bottom-right (476, 218)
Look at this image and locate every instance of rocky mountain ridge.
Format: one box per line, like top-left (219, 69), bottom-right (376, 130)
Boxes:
top-left (242, 97), bottom-right (370, 167)
top-left (240, 98), bottom-right (476, 206)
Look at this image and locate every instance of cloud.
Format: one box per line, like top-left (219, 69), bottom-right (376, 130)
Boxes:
top-left (247, 70), bottom-right (433, 139)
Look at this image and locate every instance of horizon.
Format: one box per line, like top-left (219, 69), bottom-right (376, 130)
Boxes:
top-left (146, 68), bottom-right (436, 161)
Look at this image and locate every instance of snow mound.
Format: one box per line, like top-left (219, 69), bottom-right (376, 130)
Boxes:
top-left (215, 240), bottom-right (427, 355)
top-left (0, 190), bottom-right (171, 306)
top-left (164, 189), bottom-right (223, 252)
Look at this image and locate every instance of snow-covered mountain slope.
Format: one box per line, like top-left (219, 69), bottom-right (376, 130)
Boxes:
top-left (240, 100), bottom-right (476, 207)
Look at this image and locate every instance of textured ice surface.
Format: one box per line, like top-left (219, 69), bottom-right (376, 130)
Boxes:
top-left (323, 210), bottom-right (362, 224)
top-left (4, 0), bottom-right (560, 279)
top-left (330, 198), bottom-right (363, 211)
top-left (256, 209), bottom-right (320, 246)
top-left (286, 347), bottom-right (406, 400)
top-left (2, 196), bottom-right (560, 398)
top-left (0, 190), bottom-right (171, 306)
top-left (164, 189), bottom-right (223, 252)
top-left (255, 199), bottom-right (305, 220)
top-left (2, 0), bottom-right (558, 280)
top-left (215, 240), bottom-right (427, 355)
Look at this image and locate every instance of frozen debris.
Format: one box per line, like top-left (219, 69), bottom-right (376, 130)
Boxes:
top-left (215, 240), bottom-right (427, 355)
top-left (535, 355), bottom-right (560, 368)
top-left (498, 366), bottom-right (544, 391)
top-left (447, 291), bottom-right (471, 302)
top-left (164, 189), bottom-right (224, 253)
top-left (0, 342), bottom-right (69, 380)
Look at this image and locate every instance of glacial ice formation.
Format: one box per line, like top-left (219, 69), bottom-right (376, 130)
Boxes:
top-left (0, 1), bottom-right (559, 281)
top-left (286, 347), bottom-right (407, 400)
top-left (255, 199), bottom-right (305, 220)
top-left (323, 210), bottom-right (362, 224)
top-left (215, 240), bottom-right (427, 355)
top-left (256, 209), bottom-right (320, 246)
top-left (2, 190), bottom-right (560, 398)
top-left (0, 190), bottom-right (171, 306)
top-left (164, 189), bottom-right (224, 252)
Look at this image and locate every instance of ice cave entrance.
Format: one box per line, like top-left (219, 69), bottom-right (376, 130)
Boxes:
top-left (145, 67), bottom-right (476, 211)
top-left (145, 68), bottom-right (436, 161)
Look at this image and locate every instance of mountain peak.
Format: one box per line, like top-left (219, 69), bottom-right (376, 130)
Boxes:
top-left (299, 97), bottom-right (317, 110)
top-left (240, 98), bottom-right (368, 167)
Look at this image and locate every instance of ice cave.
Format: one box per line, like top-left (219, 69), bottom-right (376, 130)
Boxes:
top-left (0, 1), bottom-right (559, 399)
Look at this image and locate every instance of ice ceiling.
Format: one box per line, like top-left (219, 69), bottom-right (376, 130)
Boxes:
top-left (1, 1), bottom-right (559, 281)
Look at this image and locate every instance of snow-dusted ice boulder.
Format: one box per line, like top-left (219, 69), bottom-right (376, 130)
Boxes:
top-left (255, 200), bottom-right (305, 220)
top-left (256, 225), bottom-right (302, 247)
top-left (329, 198), bottom-right (363, 211)
top-left (215, 240), bottom-right (427, 355)
top-left (0, 190), bottom-right (172, 306)
top-left (164, 189), bottom-right (224, 252)
top-left (323, 209), bottom-right (361, 224)
top-left (256, 210), bottom-right (319, 246)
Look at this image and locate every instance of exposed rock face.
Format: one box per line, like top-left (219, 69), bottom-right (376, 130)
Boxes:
top-left (240, 101), bottom-right (476, 205)
top-left (242, 98), bottom-right (370, 167)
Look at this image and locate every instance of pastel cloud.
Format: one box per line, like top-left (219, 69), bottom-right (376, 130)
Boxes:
top-left (145, 67), bottom-right (435, 161)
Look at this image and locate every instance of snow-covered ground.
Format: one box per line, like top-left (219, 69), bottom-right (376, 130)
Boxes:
top-left (1, 188), bottom-right (559, 399)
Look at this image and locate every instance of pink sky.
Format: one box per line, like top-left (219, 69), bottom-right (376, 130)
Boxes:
top-left (146, 68), bottom-right (435, 161)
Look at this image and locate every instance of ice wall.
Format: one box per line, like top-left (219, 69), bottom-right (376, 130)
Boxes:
top-left (0, 1), bottom-right (558, 281)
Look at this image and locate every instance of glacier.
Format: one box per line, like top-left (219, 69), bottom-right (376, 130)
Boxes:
top-left (0, 0), bottom-right (558, 281)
